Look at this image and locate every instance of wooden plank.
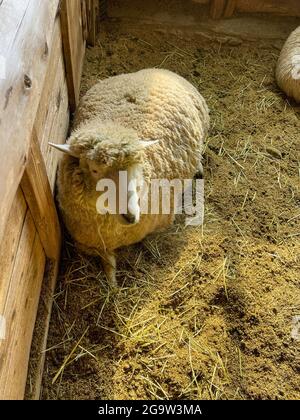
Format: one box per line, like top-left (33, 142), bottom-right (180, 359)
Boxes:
top-left (25, 259), bottom-right (60, 400)
top-left (60, 0), bottom-right (86, 111)
top-left (210, 0), bottom-right (226, 19)
top-left (236, 0), bottom-right (300, 17)
top-left (0, 189), bottom-right (27, 318)
top-left (86, 0), bottom-right (98, 46)
top-left (99, 0), bottom-right (108, 20)
top-left (21, 130), bottom-right (61, 261)
top-left (0, 0), bottom-right (60, 245)
top-left (24, 17), bottom-right (68, 400)
top-left (34, 18), bottom-right (69, 191)
top-left (81, 0), bottom-right (89, 42)
top-left (0, 211), bottom-right (46, 400)
top-left (224, 0), bottom-right (237, 17)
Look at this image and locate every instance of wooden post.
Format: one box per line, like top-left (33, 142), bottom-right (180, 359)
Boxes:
top-left (210, 0), bottom-right (226, 19)
top-left (60, 0), bottom-right (86, 112)
top-left (86, 0), bottom-right (99, 47)
top-left (21, 130), bottom-right (61, 262)
top-left (20, 130), bottom-right (62, 400)
top-left (0, 196), bottom-right (46, 400)
top-left (224, 0), bottom-right (237, 17)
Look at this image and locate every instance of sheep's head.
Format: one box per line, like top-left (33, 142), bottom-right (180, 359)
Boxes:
top-left (50, 121), bottom-right (158, 225)
top-left (50, 120), bottom-right (157, 182)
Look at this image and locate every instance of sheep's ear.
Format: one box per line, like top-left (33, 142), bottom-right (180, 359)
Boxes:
top-left (48, 142), bottom-right (79, 158)
top-left (140, 139), bottom-right (159, 148)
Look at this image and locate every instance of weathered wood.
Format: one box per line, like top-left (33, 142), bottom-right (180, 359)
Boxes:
top-left (60, 0), bottom-right (86, 111)
top-left (210, 0), bottom-right (226, 19)
top-left (0, 0), bottom-right (60, 245)
top-left (81, 0), bottom-right (89, 42)
top-left (236, 0), bottom-right (300, 17)
top-left (25, 259), bottom-right (60, 400)
top-left (86, 0), bottom-right (99, 46)
top-left (21, 130), bottom-right (61, 261)
top-left (224, 0), bottom-right (237, 17)
top-left (99, 0), bottom-right (108, 20)
top-left (34, 19), bottom-right (69, 191)
top-left (0, 210), bottom-right (46, 400)
top-left (0, 190), bottom-right (27, 317)
top-left (23, 29), bottom-right (66, 393)
top-left (0, 0), bottom-right (94, 401)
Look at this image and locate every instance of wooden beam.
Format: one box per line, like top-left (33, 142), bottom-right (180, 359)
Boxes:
top-left (210, 0), bottom-right (226, 19)
top-left (21, 130), bottom-right (61, 261)
top-left (34, 18), bottom-right (70, 191)
top-left (0, 190), bottom-right (27, 318)
top-left (0, 0), bottom-right (60, 247)
top-left (86, 0), bottom-right (99, 47)
top-left (236, 0), bottom-right (300, 17)
top-left (224, 0), bottom-right (237, 17)
top-left (60, 0), bottom-right (86, 111)
top-left (0, 209), bottom-right (46, 400)
top-left (24, 20), bottom-right (68, 399)
top-left (81, 0), bottom-right (89, 42)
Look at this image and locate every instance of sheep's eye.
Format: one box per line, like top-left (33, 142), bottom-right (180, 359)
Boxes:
top-left (92, 169), bottom-right (98, 175)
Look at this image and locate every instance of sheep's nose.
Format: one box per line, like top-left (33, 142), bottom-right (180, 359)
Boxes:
top-left (122, 213), bottom-right (138, 225)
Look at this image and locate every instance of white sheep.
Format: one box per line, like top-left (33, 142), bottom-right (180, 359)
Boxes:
top-left (50, 69), bottom-right (210, 285)
top-left (276, 26), bottom-right (300, 102)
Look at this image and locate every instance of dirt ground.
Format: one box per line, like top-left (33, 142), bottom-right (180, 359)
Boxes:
top-left (41, 20), bottom-right (300, 400)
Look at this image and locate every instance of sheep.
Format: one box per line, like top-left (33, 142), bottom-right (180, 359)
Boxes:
top-left (276, 26), bottom-right (300, 102)
top-left (50, 68), bottom-right (210, 285)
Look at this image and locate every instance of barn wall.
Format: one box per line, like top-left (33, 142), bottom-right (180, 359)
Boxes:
top-left (108, 0), bottom-right (300, 20)
top-left (0, 189), bottom-right (46, 399)
top-left (0, 0), bottom-right (62, 400)
top-left (236, 0), bottom-right (300, 17)
top-left (35, 19), bottom-right (70, 191)
top-left (0, 0), bottom-right (97, 400)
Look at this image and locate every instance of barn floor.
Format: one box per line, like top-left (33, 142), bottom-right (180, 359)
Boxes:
top-left (40, 19), bottom-right (300, 400)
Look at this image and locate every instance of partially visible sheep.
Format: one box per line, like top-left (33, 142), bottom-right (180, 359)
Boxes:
top-left (276, 26), bottom-right (300, 102)
top-left (50, 69), bottom-right (210, 285)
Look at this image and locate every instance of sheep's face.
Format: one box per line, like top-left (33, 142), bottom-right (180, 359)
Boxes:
top-left (50, 122), bottom-right (158, 182)
top-left (49, 124), bottom-right (158, 224)
top-left (85, 159), bottom-right (113, 182)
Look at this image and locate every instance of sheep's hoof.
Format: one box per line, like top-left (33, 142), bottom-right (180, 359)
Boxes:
top-left (122, 213), bottom-right (138, 225)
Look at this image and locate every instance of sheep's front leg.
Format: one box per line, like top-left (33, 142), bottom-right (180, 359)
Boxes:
top-left (101, 252), bottom-right (117, 287)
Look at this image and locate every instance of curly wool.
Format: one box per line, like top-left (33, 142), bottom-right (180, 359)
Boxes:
top-left (57, 69), bottom-right (210, 255)
top-left (69, 120), bottom-right (144, 168)
top-left (276, 26), bottom-right (300, 102)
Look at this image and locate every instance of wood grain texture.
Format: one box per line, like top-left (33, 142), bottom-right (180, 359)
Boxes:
top-left (0, 210), bottom-right (46, 400)
top-left (224, 0), bottom-right (237, 17)
top-left (236, 0), bottom-right (300, 17)
top-left (23, 17), bottom-right (68, 398)
top-left (0, 189), bottom-right (27, 317)
top-left (25, 259), bottom-right (60, 400)
top-left (34, 18), bottom-right (69, 191)
top-left (0, 0), bottom-right (60, 245)
top-left (210, 0), bottom-right (226, 19)
top-left (21, 130), bottom-right (61, 261)
top-left (60, 0), bottom-right (86, 111)
top-left (86, 0), bottom-right (99, 46)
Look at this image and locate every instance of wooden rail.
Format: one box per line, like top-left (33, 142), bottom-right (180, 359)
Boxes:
top-left (209, 0), bottom-right (300, 18)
